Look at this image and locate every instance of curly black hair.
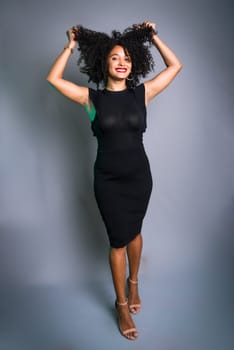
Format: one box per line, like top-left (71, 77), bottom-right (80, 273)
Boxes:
top-left (73, 23), bottom-right (157, 88)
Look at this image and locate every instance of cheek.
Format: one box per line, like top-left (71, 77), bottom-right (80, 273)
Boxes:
top-left (107, 61), bottom-right (114, 71)
top-left (105, 62), bottom-right (112, 74)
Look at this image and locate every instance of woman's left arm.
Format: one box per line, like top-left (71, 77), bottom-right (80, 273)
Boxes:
top-left (144, 22), bottom-right (183, 105)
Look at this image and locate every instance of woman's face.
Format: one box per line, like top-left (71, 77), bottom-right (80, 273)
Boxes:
top-left (106, 45), bottom-right (132, 81)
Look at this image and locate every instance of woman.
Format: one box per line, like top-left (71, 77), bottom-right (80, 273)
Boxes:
top-left (46, 21), bottom-right (182, 340)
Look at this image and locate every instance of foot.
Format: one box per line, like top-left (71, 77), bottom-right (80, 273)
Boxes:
top-left (127, 277), bottom-right (141, 314)
top-left (115, 299), bottom-right (138, 340)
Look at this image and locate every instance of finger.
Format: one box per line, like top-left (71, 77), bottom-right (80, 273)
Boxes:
top-left (72, 25), bottom-right (80, 32)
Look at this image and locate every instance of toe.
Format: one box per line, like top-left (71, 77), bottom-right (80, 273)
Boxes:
top-left (133, 331), bottom-right (138, 339)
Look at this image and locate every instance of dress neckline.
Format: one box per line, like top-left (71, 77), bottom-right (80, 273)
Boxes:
top-left (104, 88), bottom-right (128, 93)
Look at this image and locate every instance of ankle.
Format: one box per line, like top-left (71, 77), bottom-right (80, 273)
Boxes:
top-left (128, 277), bottom-right (138, 284)
top-left (116, 298), bottom-right (128, 306)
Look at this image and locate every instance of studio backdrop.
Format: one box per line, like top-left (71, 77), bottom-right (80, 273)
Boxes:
top-left (0, 0), bottom-right (233, 348)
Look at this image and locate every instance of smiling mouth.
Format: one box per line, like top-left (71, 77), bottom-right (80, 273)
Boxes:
top-left (115, 68), bottom-right (127, 73)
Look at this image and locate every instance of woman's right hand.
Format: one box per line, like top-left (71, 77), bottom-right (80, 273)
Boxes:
top-left (66, 26), bottom-right (79, 49)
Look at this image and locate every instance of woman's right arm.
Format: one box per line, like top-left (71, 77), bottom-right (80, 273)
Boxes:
top-left (46, 27), bottom-right (89, 106)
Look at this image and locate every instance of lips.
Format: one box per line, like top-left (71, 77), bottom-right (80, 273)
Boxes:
top-left (115, 68), bottom-right (127, 73)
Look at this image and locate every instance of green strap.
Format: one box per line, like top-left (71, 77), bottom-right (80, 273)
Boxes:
top-left (84, 101), bottom-right (96, 122)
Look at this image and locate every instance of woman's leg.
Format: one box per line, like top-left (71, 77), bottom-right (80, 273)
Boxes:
top-left (109, 246), bottom-right (138, 339)
top-left (126, 233), bottom-right (142, 313)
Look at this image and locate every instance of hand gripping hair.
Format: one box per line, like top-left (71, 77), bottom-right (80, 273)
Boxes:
top-left (72, 23), bottom-right (157, 88)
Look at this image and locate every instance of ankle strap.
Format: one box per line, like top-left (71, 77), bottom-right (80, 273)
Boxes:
top-left (116, 298), bottom-right (128, 306)
top-left (128, 277), bottom-right (138, 284)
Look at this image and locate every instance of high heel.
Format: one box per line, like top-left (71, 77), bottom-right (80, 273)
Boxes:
top-left (127, 277), bottom-right (142, 314)
top-left (115, 299), bottom-right (138, 340)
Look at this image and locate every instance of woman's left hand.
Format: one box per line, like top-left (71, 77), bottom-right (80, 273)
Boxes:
top-left (143, 21), bottom-right (156, 31)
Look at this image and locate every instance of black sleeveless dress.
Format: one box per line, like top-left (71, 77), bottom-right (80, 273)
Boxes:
top-left (88, 83), bottom-right (153, 248)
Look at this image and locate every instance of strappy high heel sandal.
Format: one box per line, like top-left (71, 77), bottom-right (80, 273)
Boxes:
top-left (127, 277), bottom-right (142, 314)
top-left (115, 299), bottom-right (138, 340)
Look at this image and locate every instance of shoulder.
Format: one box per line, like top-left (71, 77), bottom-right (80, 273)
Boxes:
top-left (134, 83), bottom-right (145, 91)
top-left (135, 83), bottom-right (145, 90)
top-left (88, 86), bottom-right (101, 97)
top-left (132, 83), bottom-right (146, 106)
top-left (88, 87), bottom-right (103, 104)
top-left (131, 83), bottom-right (145, 98)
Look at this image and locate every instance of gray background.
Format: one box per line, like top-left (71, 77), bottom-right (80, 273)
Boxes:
top-left (1, 0), bottom-right (233, 349)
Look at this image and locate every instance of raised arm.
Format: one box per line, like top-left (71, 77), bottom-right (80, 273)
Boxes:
top-left (143, 21), bottom-right (183, 105)
top-left (46, 27), bottom-right (89, 106)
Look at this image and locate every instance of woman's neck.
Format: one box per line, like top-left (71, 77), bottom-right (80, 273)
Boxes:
top-left (106, 80), bottom-right (127, 91)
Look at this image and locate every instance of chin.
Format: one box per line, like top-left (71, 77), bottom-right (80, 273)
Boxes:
top-left (110, 76), bottom-right (127, 82)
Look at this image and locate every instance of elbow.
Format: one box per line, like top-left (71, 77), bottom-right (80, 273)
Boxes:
top-left (46, 76), bottom-right (53, 84)
top-left (46, 71), bottom-right (57, 84)
top-left (172, 62), bottom-right (183, 75)
top-left (168, 61), bottom-right (183, 73)
top-left (46, 76), bottom-right (57, 88)
top-left (177, 61), bottom-right (183, 71)
top-left (46, 77), bottom-right (56, 90)
top-left (46, 75), bottom-right (62, 86)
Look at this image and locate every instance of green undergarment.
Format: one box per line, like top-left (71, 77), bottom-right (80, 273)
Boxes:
top-left (84, 101), bottom-right (96, 122)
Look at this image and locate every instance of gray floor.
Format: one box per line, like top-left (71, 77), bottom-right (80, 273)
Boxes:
top-left (0, 267), bottom-right (233, 350)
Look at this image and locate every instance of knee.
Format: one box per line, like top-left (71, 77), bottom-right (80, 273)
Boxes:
top-left (110, 246), bottom-right (127, 256)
